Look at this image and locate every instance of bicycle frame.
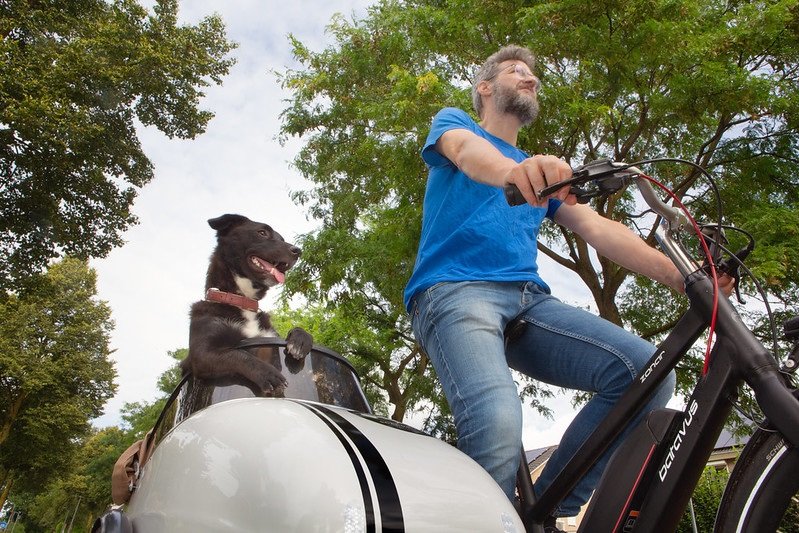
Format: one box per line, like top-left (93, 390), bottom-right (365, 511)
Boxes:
top-left (517, 177), bottom-right (799, 532)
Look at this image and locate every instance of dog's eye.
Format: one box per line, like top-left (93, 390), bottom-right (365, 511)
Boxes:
top-left (258, 230), bottom-right (269, 237)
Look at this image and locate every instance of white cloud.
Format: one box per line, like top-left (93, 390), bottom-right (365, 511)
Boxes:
top-left (523, 396), bottom-right (578, 450)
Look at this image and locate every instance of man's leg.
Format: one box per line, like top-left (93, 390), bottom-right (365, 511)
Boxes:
top-left (506, 283), bottom-right (675, 516)
top-left (411, 281), bottom-right (526, 499)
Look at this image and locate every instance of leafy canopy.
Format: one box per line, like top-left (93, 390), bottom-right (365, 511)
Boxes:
top-left (0, 257), bottom-right (116, 502)
top-left (278, 0), bottom-right (799, 426)
top-left (0, 0), bottom-right (236, 289)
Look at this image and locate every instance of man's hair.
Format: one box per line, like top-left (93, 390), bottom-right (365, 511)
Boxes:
top-left (471, 45), bottom-right (536, 118)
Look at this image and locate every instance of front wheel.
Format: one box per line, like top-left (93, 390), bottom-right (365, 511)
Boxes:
top-left (714, 428), bottom-right (798, 532)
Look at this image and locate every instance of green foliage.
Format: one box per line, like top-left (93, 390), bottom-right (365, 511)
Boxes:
top-left (0, 0), bottom-right (236, 289)
top-left (0, 259), bottom-right (117, 530)
top-left (783, 494), bottom-right (799, 533)
top-left (23, 427), bottom-right (131, 532)
top-left (279, 0), bottom-right (799, 423)
top-left (4, 348), bottom-right (185, 530)
top-left (0, 258), bottom-right (116, 499)
top-left (677, 467), bottom-right (730, 533)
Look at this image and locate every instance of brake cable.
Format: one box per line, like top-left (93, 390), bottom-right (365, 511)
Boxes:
top-left (510, 158), bottom-right (723, 373)
top-left (637, 173), bottom-right (721, 375)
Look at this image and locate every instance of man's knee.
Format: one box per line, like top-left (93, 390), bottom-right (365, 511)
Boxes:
top-left (460, 397), bottom-right (522, 444)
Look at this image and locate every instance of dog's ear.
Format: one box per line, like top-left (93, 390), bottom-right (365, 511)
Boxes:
top-left (208, 214), bottom-right (250, 236)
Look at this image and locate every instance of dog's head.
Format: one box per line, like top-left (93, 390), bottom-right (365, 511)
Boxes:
top-left (208, 214), bottom-right (301, 294)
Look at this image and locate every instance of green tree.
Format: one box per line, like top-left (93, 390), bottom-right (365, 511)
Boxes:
top-left (4, 349), bottom-right (185, 532)
top-left (677, 467), bottom-right (730, 533)
top-left (0, 258), bottom-right (116, 510)
top-left (23, 427), bottom-right (131, 533)
top-left (0, 0), bottom-right (236, 289)
top-left (278, 0), bottom-right (799, 425)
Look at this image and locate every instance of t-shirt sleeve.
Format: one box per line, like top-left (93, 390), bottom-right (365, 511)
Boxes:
top-left (421, 107), bottom-right (475, 168)
top-left (546, 198), bottom-right (563, 219)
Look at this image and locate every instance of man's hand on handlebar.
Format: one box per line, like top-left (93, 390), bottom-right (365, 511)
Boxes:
top-left (717, 272), bottom-right (736, 298)
top-left (503, 155), bottom-right (576, 207)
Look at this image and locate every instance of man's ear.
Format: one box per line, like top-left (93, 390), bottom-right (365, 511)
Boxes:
top-left (477, 80), bottom-right (493, 97)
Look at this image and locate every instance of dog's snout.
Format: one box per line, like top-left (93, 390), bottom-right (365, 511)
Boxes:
top-left (290, 245), bottom-right (301, 257)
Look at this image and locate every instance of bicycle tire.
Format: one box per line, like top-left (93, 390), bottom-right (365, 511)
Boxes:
top-left (714, 428), bottom-right (798, 532)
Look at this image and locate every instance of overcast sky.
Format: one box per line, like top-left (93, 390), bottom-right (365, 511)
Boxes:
top-left (89, 0), bottom-right (593, 449)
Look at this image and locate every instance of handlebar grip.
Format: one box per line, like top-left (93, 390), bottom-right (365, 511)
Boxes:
top-left (504, 181), bottom-right (583, 206)
top-left (504, 184), bottom-right (527, 206)
top-left (503, 166), bottom-right (600, 207)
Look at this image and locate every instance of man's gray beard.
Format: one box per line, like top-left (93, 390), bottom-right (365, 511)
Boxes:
top-left (493, 83), bottom-right (539, 125)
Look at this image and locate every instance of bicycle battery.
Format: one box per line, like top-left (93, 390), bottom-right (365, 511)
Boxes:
top-left (579, 408), bottom-right (680, 532)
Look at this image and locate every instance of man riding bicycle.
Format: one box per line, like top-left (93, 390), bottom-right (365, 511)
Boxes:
top-left (403, 44), bottom-right (733, 531)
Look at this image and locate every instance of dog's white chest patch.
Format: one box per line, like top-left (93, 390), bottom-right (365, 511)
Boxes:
top-left (234, 275), bottom-right (261, 299)
top-left (240, 310), bottom-right (277, 338)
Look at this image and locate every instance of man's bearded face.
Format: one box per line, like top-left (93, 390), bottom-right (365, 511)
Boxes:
top-left (492, 78), bottom-right (539, 125)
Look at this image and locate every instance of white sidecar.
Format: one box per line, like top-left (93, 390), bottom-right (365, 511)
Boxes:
top-left (103, 339), bottom-right (525, 532)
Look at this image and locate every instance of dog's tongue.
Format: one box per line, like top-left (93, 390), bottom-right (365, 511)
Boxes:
top-left (253, 257), bottom-right (285, 283)
top-left (270, 266), bottom-right (285, 284)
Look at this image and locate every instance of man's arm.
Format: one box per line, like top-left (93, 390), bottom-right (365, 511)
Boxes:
top-left (555, 202), bottom-right (685, 292)
top-left (554, 203), bottom-right (736, 294)
top-left (434, 128), bottom-right (574, 206)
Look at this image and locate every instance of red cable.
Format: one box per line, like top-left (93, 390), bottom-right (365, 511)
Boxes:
top-left (639, 174), bottom-right (719, 375)
top-left (612, 444), bottom-right (658, 532)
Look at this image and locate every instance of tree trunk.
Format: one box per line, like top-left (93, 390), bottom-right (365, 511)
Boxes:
top-left (0, 474), bottom-right (13, 512)
top-left (596, 288), bottom-right (622, 326)
top-left (0, 393), bottom-right (25, 446)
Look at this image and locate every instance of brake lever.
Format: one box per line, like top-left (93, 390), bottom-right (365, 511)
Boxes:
top-left (503, 158), bottom-right (637, 206)
top-left (716, 246), bottom-right (753, 304)
top-left (700, 249), bottom-right (750, 304)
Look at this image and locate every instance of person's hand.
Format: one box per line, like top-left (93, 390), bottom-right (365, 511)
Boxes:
top-left (717, 273), bottom-right (736, 298)
top-left (503, 155), bottom-right (574, 207)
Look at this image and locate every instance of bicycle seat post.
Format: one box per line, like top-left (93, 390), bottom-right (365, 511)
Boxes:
top-left (516, 447), bottom-right (545, 532)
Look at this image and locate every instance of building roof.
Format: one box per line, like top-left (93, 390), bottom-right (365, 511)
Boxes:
top-left (525, 445), bottom-right (558, 471)
top-left (714, 426), bottom-right (750, 450)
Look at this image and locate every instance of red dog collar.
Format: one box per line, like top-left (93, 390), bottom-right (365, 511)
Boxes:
top-left (205, 288), bottom-right (259, 312)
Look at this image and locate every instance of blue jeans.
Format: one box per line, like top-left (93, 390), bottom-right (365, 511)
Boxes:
top-left (410, 280), bottom-right (675, 516)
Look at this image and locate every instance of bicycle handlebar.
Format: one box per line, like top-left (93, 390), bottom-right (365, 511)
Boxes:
top-left (504, 158), bottom-right (703, 277)
top-left (503, 158), bottom-right (627, 206)
top-left (504, 158), bottom-right (690, 231)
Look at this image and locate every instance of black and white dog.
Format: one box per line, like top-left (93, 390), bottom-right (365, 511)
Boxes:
top-left (181, 214), bottom-right (313, 393)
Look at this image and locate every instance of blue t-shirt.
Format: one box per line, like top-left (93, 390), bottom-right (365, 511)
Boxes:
top-left (403, 107), bottom-right (561, 311)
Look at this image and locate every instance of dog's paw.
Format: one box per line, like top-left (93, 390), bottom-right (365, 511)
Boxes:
top-left (285, 327), bottom-right (313, 360)
top-left (258, 365), bottom-right (288, 393)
